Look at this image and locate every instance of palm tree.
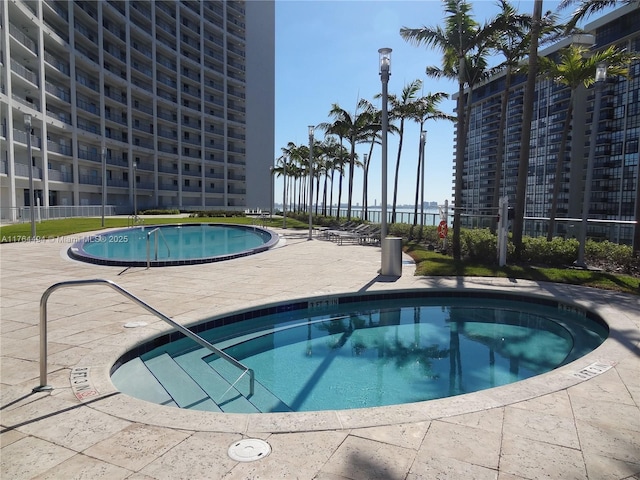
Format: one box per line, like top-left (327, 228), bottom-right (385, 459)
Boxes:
top-left (322, 102), bottom-right (376, 220)
top-left (320, 114), bottom-right (349, 219)
top-left (538, 45), bottom-right (634, 241)
top-left (384, 79), bottom-right (423, 223)
top-left (512, 0), bottom-right (543, 259)
top-left (318, 136), bottom-right (339, 215)
top-left (560, 0), bottom-right (638, 32)
top-left (482, 1), bottom-right (534, 232)
top-left (357, 99), bottom-right (382, 221)
top-left (272, 155), bottom-right (288, 215)
top-left (401, 0), bottom-right (499, 260)
top-left (409, 92), bottom-right (453, 225)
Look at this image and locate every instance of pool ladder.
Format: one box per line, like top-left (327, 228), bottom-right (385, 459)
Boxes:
top-left (33, 279), bottom-right (255, 398)
top-left (146, 227), bottom-right (171, 268)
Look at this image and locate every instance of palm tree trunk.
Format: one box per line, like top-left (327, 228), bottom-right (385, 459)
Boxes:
top-left (315, 176), bottom-right (321, 215)
top-left (392, 120), bottom-right (405, 224)
top-left (413, 122), bottom-right (425, 226)
top-left (329, 169), bottom-right (335, 216)
top-left (347, 141), bottom-right (356, 220)
top-left (513, 0), bottom-right (542, 259)
top-left (547, 94), bottom-right (574, 241)
top-left (337, 173), bottom-right (343, 221)
top-left (490, 65), bottom-right (512, 233)
top-left (634, 161), bottom-right (640, 255)
top-left (453, 67), bottom-right (466, 260)
top-left (322, 173), bottom-right (328, 216)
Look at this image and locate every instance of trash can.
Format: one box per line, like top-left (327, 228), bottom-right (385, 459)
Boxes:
top-left (381, 237), bottom-right (402, 276)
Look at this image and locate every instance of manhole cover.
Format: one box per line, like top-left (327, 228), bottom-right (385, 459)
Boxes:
top-left (228, 438), bottom-right (271, 462)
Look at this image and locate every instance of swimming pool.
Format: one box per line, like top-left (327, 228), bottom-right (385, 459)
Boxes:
top-left (111, 291), bottom-right (608, 412)
top-left (68, 223), bottom-right (278, 266)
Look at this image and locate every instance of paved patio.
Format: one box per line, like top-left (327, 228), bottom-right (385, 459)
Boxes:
top-left (1, 226), bottom-right (639, 479)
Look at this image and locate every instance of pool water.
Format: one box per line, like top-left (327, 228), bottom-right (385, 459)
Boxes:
top-left (68, 223), bottom-right (277, 266)
top-left (111, 294), bottom-right (608, 413)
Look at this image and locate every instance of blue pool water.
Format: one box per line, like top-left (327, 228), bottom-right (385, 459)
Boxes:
top-left (111, 292), bottom-right (608, 413)
top-left (68, 223), bottom-right (278, 266)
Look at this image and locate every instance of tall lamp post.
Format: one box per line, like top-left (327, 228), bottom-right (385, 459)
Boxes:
top-left (24, 114), bottom-right (36, 238)
top-left (101, 146), bottom-right (107, 227)
top-left (133, 161), bottom-right (138, 217)
top-left (269, 166), bottom-right (274, 220)
top-left (282, 156), bottom-right (288, 229)
top-left (362, 153), bottom-right (368, 220)
top-left (308, 125), bottom-right (314, 240)
top-left (419, 130), bottom-right (427, 230)
top-left (378, 48), bottom-right (391, 242)
top-left (576, 62), bottom-right (607, 267)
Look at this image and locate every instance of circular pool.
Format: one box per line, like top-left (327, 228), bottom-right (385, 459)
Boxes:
top-left (111, 290), bottom-right (608, 413)
top-left (68, 223), bottom-right (278, 267)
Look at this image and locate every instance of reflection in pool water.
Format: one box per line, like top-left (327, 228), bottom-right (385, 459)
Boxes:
top-left (112, 294), bottom-right (607, 412)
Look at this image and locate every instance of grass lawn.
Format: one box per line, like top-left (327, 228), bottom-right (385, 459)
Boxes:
top-left (405, 242), bottom-right (639, 295)
top-left (1, 218), bottom-right (637, 295)
top-left (0, 216), bottom-right (308, 242)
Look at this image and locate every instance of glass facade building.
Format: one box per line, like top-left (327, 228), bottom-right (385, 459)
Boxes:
top-left (0, 0), bottom-right (274, 220)
top-left (457, 5), bottom-right (639, 244)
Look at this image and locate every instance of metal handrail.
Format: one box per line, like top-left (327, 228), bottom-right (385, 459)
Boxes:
top-left (146, 227), bottom-right (171, 268)
top-left (33, 279), bottom-right (255, 397)
top-left (127, 214), bottom-right (143, 227)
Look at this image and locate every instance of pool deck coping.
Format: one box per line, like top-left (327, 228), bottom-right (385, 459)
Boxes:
top-left (1, 227), bottom-right (639, 479)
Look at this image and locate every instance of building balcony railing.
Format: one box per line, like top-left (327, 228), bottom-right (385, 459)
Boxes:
top-left (13, 130), bottom-right (42, 148)
top-left (47, 141), bottom-right (72, 156)
top-left (9, 23), bottom-right (38, 54)
top-left (11, 60), bottom-right (39, 86)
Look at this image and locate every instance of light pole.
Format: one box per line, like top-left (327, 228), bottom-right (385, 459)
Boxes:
top-left (269, 166), bottom-right (274, 220)
top-left (308, 125), bottom-right (314, 240)
top-left (420, 130), bottom-right (426, 230)
top-left (282, 156), bottom-right (288, 229)
top-left (576, 62), bottom-right (607, 268)
top-left (101, 146), bottom-right (107, 227)
top-left (379, 47), bottom-right (391, 242)
top-left (24, 114), bottom-right (36, 238)
top-left (363, 153), bottom-right (368, 220)
top-left (133, 161), bottom-right (138, 217)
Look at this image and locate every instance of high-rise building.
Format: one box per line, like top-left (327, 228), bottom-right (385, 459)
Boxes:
top-left (0, 0), bottom-right (274, 221)
top-left (456, 4), bottom-right (639, 244)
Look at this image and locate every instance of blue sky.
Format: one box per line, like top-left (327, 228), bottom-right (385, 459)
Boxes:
top-left (274, 0), bottom-right (568, 207)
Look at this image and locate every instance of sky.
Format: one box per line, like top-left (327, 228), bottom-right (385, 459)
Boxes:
top-left (274, 0), bottom-right (569, 208)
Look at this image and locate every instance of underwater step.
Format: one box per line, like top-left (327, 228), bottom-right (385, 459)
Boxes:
top-left (203, 354), bottom-right (293, 413)
top-left (111, 357), bottom-right (177, 407)
top-left (173, 350), bottom-right (253, 413)
top-left (144, 353), bottom-right (218, 410)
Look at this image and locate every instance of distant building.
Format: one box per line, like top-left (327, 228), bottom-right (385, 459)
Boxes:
top-left (455, 4), bottom-right (639, 244)
top-left (0, 0), bottom-right (274, 220)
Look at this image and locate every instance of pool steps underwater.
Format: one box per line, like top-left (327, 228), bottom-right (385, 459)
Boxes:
top-left (111, 347), bottom-right (292, 413)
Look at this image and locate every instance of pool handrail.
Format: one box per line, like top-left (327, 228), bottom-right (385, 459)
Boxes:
top-left (146, 227), bottom-right (171, 268)
top-left (33, 279), bottom-right (255, 398)
top-left (127, 214), bottom-right (143, 227)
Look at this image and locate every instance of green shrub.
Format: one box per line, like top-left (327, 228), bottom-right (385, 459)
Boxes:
top-left (386, 223), bottom-right (435, 243)
top-left (586, 240), bottom-right (639, 274)
top-left (520, 236), bottom-right (578, 266)
top-left (140, 209), bottom-right (180, 215)
top-left (460, 228), bottom-right (497, 261)
top-left (188, 210), bottom-right (246, 218)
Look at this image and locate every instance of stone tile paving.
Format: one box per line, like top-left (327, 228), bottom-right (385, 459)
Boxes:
top-left (1, 227), bottom-right (639, 479)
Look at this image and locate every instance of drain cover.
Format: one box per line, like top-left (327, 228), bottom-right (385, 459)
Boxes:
top-left (228, 439), bottom-right (271, 462)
